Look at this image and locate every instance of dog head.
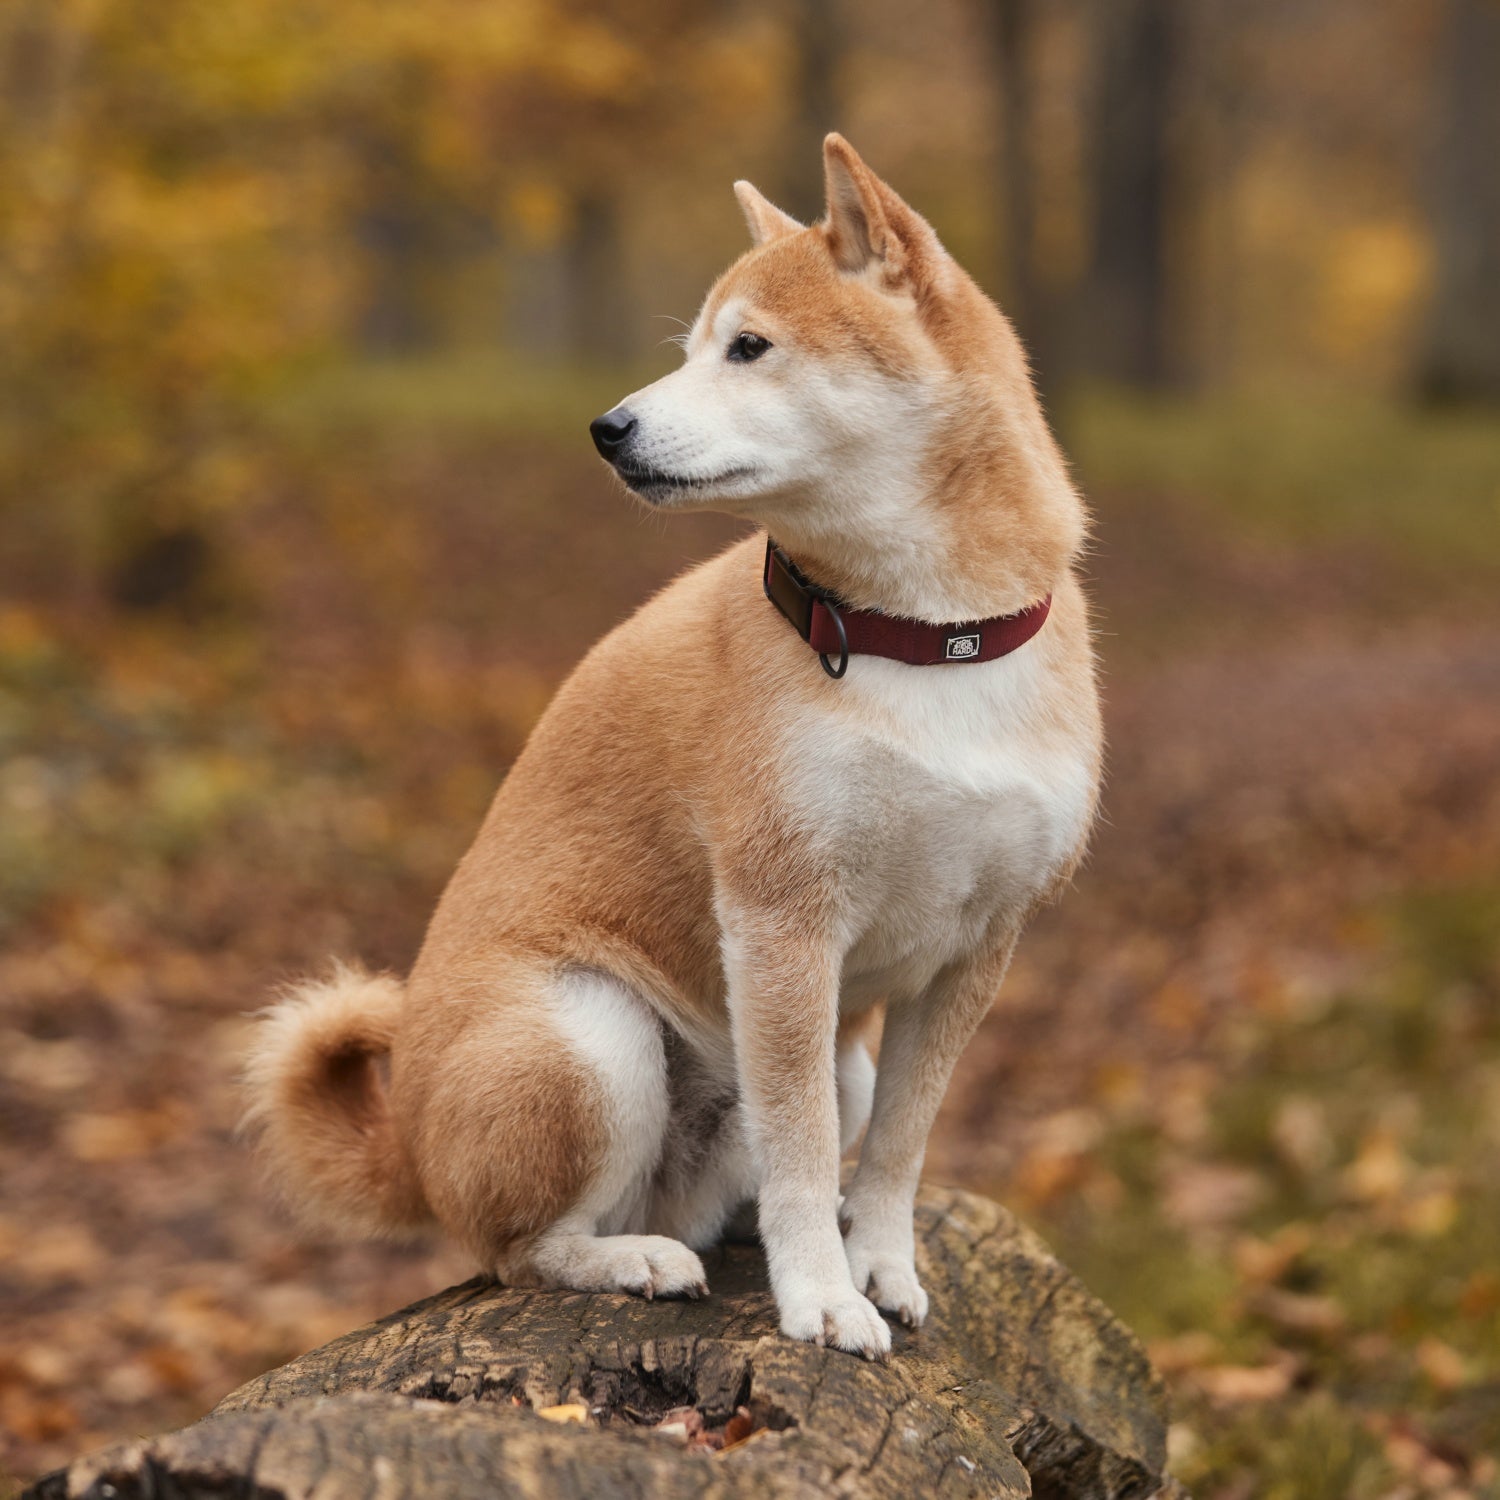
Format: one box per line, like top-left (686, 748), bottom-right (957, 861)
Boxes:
top-left (591, 135), bottom-right (1081, 616)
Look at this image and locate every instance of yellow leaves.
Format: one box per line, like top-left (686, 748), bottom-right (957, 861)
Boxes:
top-left (546, 18), bottom-right (646, 103)
top-left (89, 165), bottom-right (284, 258)
top-left (1318, 220), bottom-right (1430, 366)
top-left (509, 182), bottom-right (569, 250)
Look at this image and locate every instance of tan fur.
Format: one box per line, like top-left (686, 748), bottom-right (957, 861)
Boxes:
top-left (243, 964), bottom-right (429, 1238)
top-left (246, 136), bottom-right (1102, 1355)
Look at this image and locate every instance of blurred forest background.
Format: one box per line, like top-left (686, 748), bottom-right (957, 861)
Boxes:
top-left (2, 1), bottom-right (1499, 1496)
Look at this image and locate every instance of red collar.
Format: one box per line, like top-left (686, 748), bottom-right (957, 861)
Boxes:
top-left (762, 538), bottom-right (1052, 679)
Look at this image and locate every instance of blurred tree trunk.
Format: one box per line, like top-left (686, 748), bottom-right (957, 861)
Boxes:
top-left (504, 188), bottom-right (633, 362)
top-left (1417, 0), bottom-right (1500, 405)
top-left (356, 193), bottom-right (433, 353)
top-left (354, 122), bottom-right (438, 353)
top-left (982, 1), bottom-right (1063, 402)
top-left (782, 0), bottom-right (841, 223)
top-left (1080, 0), bottom-right (1178, 387)
top-left (565, 187), bottom-right (635, 361)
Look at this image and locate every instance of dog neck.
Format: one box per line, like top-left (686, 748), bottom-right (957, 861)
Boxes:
top-left (753, 404), bottom-right (1086, 625)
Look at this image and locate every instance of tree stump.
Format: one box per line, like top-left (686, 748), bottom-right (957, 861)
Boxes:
top-left (26, 1187), bottom-right (1185, 1499)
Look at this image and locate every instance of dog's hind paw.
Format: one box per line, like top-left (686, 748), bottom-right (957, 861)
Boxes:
top-left (532, 1232), bottom-right (709, 1300)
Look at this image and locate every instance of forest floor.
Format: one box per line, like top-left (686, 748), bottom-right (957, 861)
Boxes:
top-left (2, 381), bottom-right (1498, 1498)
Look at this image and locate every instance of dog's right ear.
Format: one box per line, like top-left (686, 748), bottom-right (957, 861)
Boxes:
top-left (734, 180), bottom-right (802, 247)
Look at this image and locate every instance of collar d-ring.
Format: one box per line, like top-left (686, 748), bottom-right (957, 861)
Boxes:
top-left (818, 600), bottom-right (849, 679)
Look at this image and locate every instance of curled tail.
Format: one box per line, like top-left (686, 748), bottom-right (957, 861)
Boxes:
top-left (243, 962), bottom-right (431, 1238)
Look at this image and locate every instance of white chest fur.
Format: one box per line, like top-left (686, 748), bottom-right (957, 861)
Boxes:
top-left (778, 648), bottom-right (1096, 1008)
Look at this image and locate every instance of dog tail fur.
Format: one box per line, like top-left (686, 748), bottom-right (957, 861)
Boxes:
top-left (243, 962), bottom-right (431, 1238)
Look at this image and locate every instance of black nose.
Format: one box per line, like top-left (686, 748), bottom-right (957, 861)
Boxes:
top-left (589, 407), bottom-right (637, 459)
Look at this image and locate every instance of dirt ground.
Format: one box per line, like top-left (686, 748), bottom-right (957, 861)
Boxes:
top-left (2, 437), bottom-right (1497, 1496)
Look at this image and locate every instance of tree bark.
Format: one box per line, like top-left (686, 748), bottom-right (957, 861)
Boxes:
top-left (25, 1186), bottom-right (1186, 1499)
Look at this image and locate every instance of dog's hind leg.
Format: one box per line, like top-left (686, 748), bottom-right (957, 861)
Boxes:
top-left (501, 969), bottom-right (707, 1298)
top-left (408, 963), bottom-right (707, 1299)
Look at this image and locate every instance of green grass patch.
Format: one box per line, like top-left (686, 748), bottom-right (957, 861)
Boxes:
top-left (1066, 384), bottom-right (1500, 573)
top-left (1033, 880), bottom-right (1500, 1496)
top-left (260, 348), bottom-right (670, 447)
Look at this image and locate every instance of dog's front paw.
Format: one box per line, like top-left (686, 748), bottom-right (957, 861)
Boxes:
top-left (779, 1284), bottom-right (892, 1361)
top-left (844, 1231), bottom-right (929, 1328)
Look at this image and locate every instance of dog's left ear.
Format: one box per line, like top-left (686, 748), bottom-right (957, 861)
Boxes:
top-left (821, 133), bottom-right (943, 291)
top-left (734, 180), bottom-right (802, 247)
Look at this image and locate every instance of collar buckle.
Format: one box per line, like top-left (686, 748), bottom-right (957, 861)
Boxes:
top-left (762, 539), bottom-right (850, 679)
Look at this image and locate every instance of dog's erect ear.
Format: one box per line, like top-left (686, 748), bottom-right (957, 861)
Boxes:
top-left (734, 180), bottom-right (802, 247)
top-left (821, 133), bottom-right (942, 288)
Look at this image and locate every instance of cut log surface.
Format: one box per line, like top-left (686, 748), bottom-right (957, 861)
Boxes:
top-left (27, 1187), bottom-right (1187, 1499)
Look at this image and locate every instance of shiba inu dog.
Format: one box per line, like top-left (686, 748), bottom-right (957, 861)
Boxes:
top-left (247, 135), bottom-right (1101, 1360)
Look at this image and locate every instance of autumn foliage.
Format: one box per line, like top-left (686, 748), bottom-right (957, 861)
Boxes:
top-left (2, 3), bottom-right (1499, 1498)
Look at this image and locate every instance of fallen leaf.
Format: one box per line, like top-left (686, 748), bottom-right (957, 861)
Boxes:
top-left (720, 1406), bottom-right (756, 1448)
top-left (716, 1428), bottom-right (772, 1458)
top-left (650, 1404), bottom-right (703, 1443)
top-left (1191, 1360), bottom-right (1299, 1404)
top-left (1147, 1331), bottom-right (1221, 1374)
top-left (1271, 1096), bottom-right (1333, 1175)
top-left (1414, 1337), bottom-right (1468, 1392)
top-left (535, 1403), bottom-right (589, 1425)
top-left (1148, 980), bottom-right (1205, 1033)
top-left (0, 1389), bottom-right (81, 1443)
top-left (1246, 1287), bottom-right (1346, 1338)
top-left (61, 1108), bottom-right (183, 1163)
top-left (1343, 1127), bottom-right (1409, 1204)
top-left (1458, 1270), bottom-right (1500, 1319)
top-left (1162, 1160), bottom-right (1264, 1232)
top-left (1232, 1224), bottom-right (1313, 1287)
top-left (141, 1343), bottom-right (201, 1396)
top-left (7, 1223), bottom-right (105, 1286)
top-left (1398, 1187), bottom-right (1458, 1239)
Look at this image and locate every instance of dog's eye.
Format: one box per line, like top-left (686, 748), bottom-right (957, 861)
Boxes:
top-left (727, 332), bottom-right (772, 363)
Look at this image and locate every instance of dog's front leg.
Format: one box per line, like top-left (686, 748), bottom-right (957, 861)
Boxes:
top-left (841, 938), bottom-right (1018, 1328)
top-left (724, 911), bottom-right (891, 1361)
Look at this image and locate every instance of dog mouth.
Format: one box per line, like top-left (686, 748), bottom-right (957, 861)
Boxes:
top-left (613, 463), bottom-right (756, 500)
